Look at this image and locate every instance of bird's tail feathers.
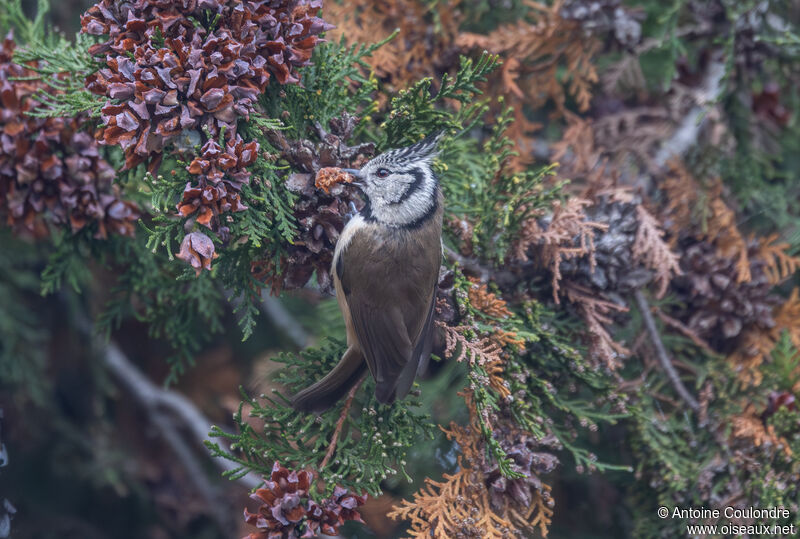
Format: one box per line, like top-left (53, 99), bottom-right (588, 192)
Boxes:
top-left (290, 346), bottom-right (367, 413)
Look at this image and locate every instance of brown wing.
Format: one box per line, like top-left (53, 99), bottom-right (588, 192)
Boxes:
top-left (338, 229), bottom-right (440, 404)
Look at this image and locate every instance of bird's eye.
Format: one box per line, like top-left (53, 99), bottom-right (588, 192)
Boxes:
top-left (377, 168), bottom-right (390, 178)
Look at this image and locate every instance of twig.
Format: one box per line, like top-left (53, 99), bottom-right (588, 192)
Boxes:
top-left (652, 307), bottom-right (715, 355)
top-left (652, 54), bottom-right (726, 169)
top-left (634, 290), bottom-right (700, 412)
top-left (320, 376), bottom-right (365, 471)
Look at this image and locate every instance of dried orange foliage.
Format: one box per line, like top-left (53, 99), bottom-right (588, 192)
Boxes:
top-left (389, 396), bottom-right (552, 538)
top-left (439, 322), bottom-right (509, 398)
top-left (729, 288), bottom-right (800, 385)
top-left (632, 205), bottom-right (682, 298)
top-left (758, 234), bottom-right (800, 284)
top-left (514, 197), bottom-right (607, 300)
top-left (329, 0), bottom-right (600, 168)
top-left (468, 281), bottom-right (513, 319)
top-left (458, 0), bottom-right (599, 167)
top-left (662, 163), bottom-right (751, 282)
top-left (492, 328), bottom-right (526, 353)
top-left (325, 0), bottom-right (461, 94)
top-left (565, 282), bottom-right (630, 370)
top-left (315, 167), bottom-right (354, 193)
top-left (731, 404), bottom-right (792, 457)
top-left (551, 113), bottom-right (601, 178)
top-left (705, 180), bottom-right (751, 283)
top-left (661, 160), bottom-right (698, 238)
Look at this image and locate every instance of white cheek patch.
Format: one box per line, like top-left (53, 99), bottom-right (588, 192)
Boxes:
top-left (373, 175), bottom-right (436, 227)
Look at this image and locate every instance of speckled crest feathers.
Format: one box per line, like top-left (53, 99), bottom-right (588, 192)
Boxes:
top-left (368, 131), bottom-right (444, 169)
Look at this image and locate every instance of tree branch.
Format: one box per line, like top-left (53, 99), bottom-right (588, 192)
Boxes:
top-left (652, 54), bottom-right (726, 169)
top-left (320, 376), bottom-right (365, 471)
top-left (634, 290), bottom-right (700, 412)
top-left (101, 340), bottom-right (263, 489)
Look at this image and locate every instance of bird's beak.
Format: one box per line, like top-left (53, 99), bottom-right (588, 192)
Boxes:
top-left (341, 168), bottom-right (365, 188)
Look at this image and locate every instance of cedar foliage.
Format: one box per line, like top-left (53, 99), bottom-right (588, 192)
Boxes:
top-left (1, 0), bottom-right (800, 538)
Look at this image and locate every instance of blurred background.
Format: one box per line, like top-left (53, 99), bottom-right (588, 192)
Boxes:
top-left (2, 0), bottom-right (800, 538)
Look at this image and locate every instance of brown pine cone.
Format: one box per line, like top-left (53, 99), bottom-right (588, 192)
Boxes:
top-left (482, 425), bottom-right (560, 512)
top-left (305, 486), bottom-right (366, 537)
top-left (177, 136), bottom-right (257, 240)
top-left (256, 113), bottom-right (375, 292)
top-left (244, 462), bottom-right (313, 539)
top-left (559, 195), bottom-right (653, 294)
top-left (674, 240), bottom-right (777, 344)
top-left (0, 33), bottom-right (138, 239)
top-left (81, 0), bottom-right (332, 171)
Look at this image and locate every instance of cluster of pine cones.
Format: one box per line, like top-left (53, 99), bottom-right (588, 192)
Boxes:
top-left (0, 34), bottom-right (138, 239)
top-left (82, 0), bottom-right (331, 171)
top-left (243, 462), bottom-right (366, 539)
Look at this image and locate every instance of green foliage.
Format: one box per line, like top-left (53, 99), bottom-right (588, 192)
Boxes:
top-left (0, 0), bottom-right (49, 43)
top-left (12, 31), bottom-right (105, 118)
top-left (260, 34), bottom-right (393, 139)
top-left (207, 339), bottom-right (435, 497)
top-left (98, 238), bottom-right (226, 384)
top-left (0, 231), bottom-right (49, 404)
top-left (1, 0), bottom-right (103, 118)
top-left (511, 300), bottom-right (631, 473)
top-left (381, 51), bottom-right (499, 147)
top-left (764, 331), bottom-right (800, 393)
top-left (441, 109), bottom-right (565, 263)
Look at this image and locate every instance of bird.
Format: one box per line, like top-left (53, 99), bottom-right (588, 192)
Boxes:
top-left (290, 133), bottom-right (444, 413)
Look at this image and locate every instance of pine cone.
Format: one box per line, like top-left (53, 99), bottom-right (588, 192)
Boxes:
top-left (243, 462), bottom-right (366, 539)
top-left (673, 240), bottom-right (777, 343)
top-left (305, 486), bottom-right (366, 537)
top-left (559, 195), bottom-right (653, 294)
top-left (177, 136), bottom-right (257, 240)
top-left (258, 113), bottom-right (375, 292)
top-left (481, 426), bottom-right (559, 512)
top-left (560, 0), bottom-right (643, 47)
top-left (244, 462), bottom-right (312, 539)
top-left (81, 0), bottom-right (332, 170)
top-left (176, 231), bottom-right (218, 276)
top-left (0, 33), bottom-right (138, 238)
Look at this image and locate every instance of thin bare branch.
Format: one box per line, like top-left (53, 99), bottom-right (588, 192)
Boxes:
top-left (634, 290), bottom-right (700, 412)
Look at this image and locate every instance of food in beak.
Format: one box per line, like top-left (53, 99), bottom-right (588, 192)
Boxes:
top-left (315, 167), bottom-right (358, 193)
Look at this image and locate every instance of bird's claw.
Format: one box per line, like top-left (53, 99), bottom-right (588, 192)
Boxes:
top-left (344, 201), bottom-right (359, 222)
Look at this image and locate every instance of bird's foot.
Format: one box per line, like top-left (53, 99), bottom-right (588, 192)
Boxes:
top-left (344, 201), bottom-right (359, 222)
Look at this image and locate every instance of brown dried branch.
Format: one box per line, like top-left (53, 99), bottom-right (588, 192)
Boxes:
top-left (515, 198), bottom-right (607, 301)
top-left (457, 0), bottom-right (599, 168)
top-left (758, 234), bottom-right (800, 284)
top-left (389, 399), bottom-right (553, 538)
top-left (320, 376), bottom-right (365, 472)
top-left (705, 183), bottom-right (751, 283)
top-left (632, 205), bottom-right (682, 297)
top-left (439, 322), bottom-right (504, 369)
top-left (438, 323), bottom-right (508, 398)
top-left (325, 0), bottom-right (462, 98)
top-left (564, 282), bottom-right (629, 370)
